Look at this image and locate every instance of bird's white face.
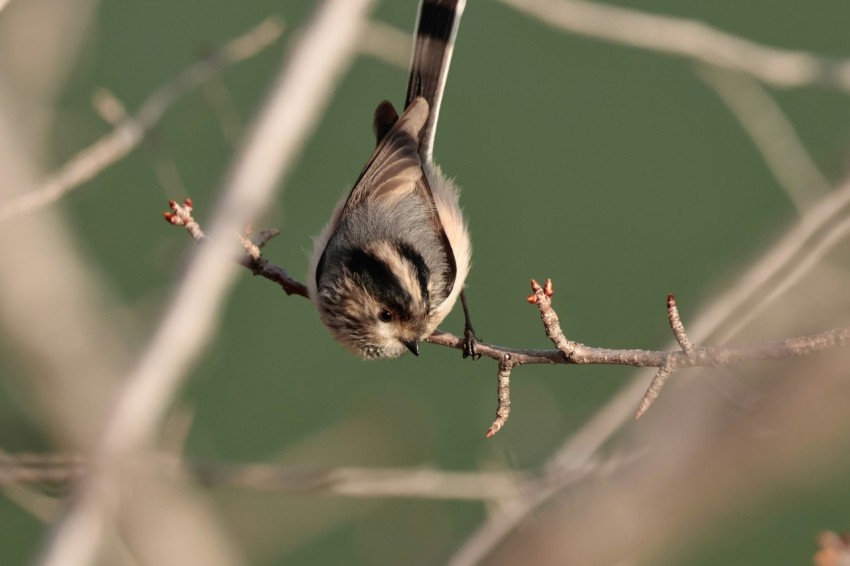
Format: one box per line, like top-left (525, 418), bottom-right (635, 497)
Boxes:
top-left (314, 240), bottom-right (434, 359)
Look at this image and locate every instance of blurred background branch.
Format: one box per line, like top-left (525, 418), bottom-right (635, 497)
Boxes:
top-left (499, 0), bottom-right (850, 92)
top-left (0, 17), bottom-right (284, 222)
top-left (1, 0), bottom-right (850, 565)
top-left (696, 65), bottom-right (831, 211)
top-left (0, 452), bottom-right (533, 501)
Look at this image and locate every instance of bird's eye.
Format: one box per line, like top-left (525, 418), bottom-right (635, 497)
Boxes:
top-left (378, 309), bottom-right (393, 323)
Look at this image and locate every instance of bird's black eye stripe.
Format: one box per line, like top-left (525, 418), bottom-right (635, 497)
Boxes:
top-left (342, 248), bottom-right (412, 319)
top-left (394, 242), bottom-right (430, 307)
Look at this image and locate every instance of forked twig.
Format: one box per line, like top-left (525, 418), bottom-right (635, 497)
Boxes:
top-left (634, 294), bottom-right (697, 419)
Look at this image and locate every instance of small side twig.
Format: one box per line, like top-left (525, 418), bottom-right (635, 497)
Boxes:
top-left (163, 198), bottom-right (203, 241)
top-left (486, 355), bottom-right (514, 438)
top-left (634, 364), bottom-right (674, 420)
top-left (666, 293), bottom-right (694, 356)
top-left (163, 199), bottom-right (308, 297)
top-left (634, 293), bottom-right (697, 419)
top-left (527, 278), bottom-right (576, 358)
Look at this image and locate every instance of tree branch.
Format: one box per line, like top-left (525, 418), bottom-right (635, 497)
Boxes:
top-left (164, 202), bottom-right (850, 428)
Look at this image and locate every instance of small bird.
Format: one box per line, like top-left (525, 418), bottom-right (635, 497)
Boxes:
top-left (308, 0), bottom-right (476, 359)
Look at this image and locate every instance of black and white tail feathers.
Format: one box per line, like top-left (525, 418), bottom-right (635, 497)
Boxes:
top-left (405, 0), bottom-right (466, 162)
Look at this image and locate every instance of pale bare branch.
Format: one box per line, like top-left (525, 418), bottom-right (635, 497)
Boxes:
top-left (0, 16), bottom-right (285, 222)
top-left (38, 1), bottom-right (377, 565)
top-left (500, 0), bottom-right (850, 93)
top-left (0, 454), bottom-right (527, 502)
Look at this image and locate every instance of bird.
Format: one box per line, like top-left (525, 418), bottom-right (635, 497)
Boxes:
top-left (307, 0), bottom-right (477, 359)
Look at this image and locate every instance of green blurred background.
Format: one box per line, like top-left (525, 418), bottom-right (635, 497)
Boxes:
top-left (2, 0), bottom-right (850, 564)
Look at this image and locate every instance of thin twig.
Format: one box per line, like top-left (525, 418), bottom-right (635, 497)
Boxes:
top-left (237, 232), bottom-right (262, 260)
top-left (164, 198), bottom-right (204, 242)
top-left (499, 0), bottom-right (850, 93)
top-left (0, 16), bottom-right (285, 222)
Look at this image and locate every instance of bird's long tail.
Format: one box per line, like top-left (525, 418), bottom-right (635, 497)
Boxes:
top-left (404, 0), bottom-right (466, 162)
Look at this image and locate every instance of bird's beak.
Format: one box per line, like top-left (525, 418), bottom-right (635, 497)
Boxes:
top-left (402, 339), bottom-right (420, 356)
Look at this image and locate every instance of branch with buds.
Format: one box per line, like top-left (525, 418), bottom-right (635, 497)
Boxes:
top-left (164, 199), bottom-right (308, 297)
top-left (164, 200), bottom-right (850, 435)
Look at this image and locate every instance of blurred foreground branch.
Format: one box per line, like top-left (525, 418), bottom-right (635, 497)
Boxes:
top-left (39, 1), bottom-right (378, 565)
